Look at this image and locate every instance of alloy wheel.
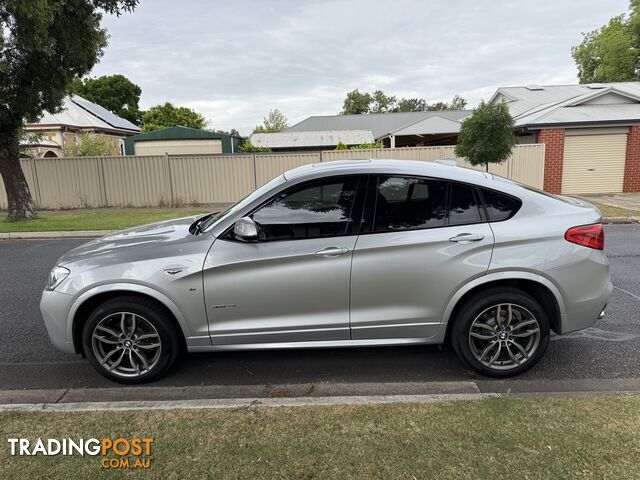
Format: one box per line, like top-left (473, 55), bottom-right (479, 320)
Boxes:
top-left (468, 303), bottom-right (541, 371)
top-left (91, 312), bottom-right (162, 378)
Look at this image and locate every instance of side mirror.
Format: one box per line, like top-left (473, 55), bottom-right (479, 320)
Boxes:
top-left (234, 216), bottom-right (258, 241)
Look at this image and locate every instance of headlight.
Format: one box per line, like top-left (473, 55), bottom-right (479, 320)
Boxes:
top-left (46, 266), bottom-right (70, 291)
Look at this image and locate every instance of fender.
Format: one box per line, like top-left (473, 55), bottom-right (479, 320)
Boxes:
top-left (65, 282), bottom-right (195, 343)
top-left (441, 270), bottom-right (568, 327)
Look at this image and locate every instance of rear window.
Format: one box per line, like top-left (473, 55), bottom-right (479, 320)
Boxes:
top-left (480, 188), bottom-right (521, 222)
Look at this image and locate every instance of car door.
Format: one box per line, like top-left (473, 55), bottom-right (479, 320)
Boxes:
top-left (203, 175), bottom-right (365, 345)
top-left (350, 175), bottom-right (494, 340)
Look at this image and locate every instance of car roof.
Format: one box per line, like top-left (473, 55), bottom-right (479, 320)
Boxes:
top-left (283, 159), bottom-right (493, 185)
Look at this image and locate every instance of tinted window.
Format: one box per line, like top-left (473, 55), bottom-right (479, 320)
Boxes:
top-left (373, 177), bottom-right (447, 232)
top-left (449, 183), bottom-right (482, 225)
top-left (252, 177), bottom-right (359, 241)
top-left (481, 188), bottom-right (520, 221)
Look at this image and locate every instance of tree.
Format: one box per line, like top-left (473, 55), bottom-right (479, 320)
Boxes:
top-left (572, 1), bottom-right (640, 83)
top-left (63, 131), bottom-right (118, 157)
top-left (426, 94), bottom-right (468, 111)
top-left (396, 98), bottom-right (427, 112)
top-left (335, 141), bottom-right (349, 150)
top-left (370, 90), bottom-right (397, 113)
top-left (70, 74), bottom-right (142, 124)
top-left (0, 0), bottom-right (137, 220)
top-left (455, 101), bottom-right (515, 171)
top-left (238, 140), bottom-right (271, 153)
top-left (341, 89), bottom-right (468, 114)
top-left (141, 103), bottom-right (208, 132)
top-left (252, 109), bottom-right (289, 133)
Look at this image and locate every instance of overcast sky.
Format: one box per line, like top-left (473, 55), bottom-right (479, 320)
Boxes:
top-left (93, 0), bottom-right (629, 134)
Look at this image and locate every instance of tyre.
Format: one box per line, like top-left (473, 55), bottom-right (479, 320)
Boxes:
top-left (450, 287), bottom-right (550, 377)
top-left (82, 296), bottom-right (180, 384)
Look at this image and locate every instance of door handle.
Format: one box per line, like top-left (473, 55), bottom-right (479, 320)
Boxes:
top-left (315, 247), bottom-right (349, 257)
top-left (449, 233), bottom-right (484, 243)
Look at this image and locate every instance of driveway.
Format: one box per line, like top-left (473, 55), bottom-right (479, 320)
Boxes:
top-left (1, 225), bottom-right (639, 400)
top-left (579, 192), bottom-right (640, 211)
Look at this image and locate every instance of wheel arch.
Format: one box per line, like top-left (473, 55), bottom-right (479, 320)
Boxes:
top-left (442, 272), bottom-right (566, 344)
top-left (68, 284), bottom-right (191, 356)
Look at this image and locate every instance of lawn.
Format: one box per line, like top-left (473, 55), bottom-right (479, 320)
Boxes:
top-left (0, 208), bottom-right (210, 233)
top-left (593, 202), bottom-right (640, 218)
top-left (1, 395), bottom-right (639, 479)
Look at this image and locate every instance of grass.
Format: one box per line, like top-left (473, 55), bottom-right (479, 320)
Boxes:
top-left (592, 202), bottom-right (640, 218)
top-left (0, 208), bottom-right (210, 233)
top-left (1, 395), bottom-right (639, 479)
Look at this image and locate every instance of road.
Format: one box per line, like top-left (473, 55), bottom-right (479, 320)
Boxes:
top-left (0, 225), bottom-right (639, 395)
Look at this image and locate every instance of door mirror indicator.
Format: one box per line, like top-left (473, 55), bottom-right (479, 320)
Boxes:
top-left (234, 216), bottom-right (259, 241)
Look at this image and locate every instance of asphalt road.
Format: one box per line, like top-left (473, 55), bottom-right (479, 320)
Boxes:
top-left (0, 225), bottom-right (639, 392)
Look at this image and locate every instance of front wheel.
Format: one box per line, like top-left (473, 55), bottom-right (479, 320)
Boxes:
top-left (82, 296), bottom-right (180, 384)
top-left (451, 287), bottom-right (550, 377)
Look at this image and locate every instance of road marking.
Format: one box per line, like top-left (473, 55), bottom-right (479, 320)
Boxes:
top-left (614, 285), bottom-right (640, 303)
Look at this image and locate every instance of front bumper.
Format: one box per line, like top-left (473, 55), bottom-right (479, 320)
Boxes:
top-left (40, 290), bottom-right (76, 354)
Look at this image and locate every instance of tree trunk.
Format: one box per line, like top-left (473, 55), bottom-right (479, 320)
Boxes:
top-left (0, 125), bottom-right (38, 221)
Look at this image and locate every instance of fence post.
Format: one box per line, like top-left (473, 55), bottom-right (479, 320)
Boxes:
top-left (98, 157), bottom-right (108, 207)
top-left (320, 150), bottom-right (324, 163)
top-left (165, 153), bottom-right (175, 206)
top-left (29, 158), bottom-right (42, 208)
top-left (252, 154), bottom-right (258, 189)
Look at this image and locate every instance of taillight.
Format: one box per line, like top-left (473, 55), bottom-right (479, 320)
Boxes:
top-left (565, 224), bottom-right (604, 250)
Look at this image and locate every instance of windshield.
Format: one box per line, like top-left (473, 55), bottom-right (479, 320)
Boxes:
top-left (200, 175), bottom-right (287, 233)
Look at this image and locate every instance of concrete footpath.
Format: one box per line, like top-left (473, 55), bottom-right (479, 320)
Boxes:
top-left (2, 377), bottom-right (640, 411)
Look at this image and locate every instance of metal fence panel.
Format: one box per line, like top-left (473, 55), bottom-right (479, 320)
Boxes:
top-left (170, 154), bottom-right (255, 204)
top-left (0, 144), bottom-right (544, 210)
top-left (255, 153), bottom-right (320, 186)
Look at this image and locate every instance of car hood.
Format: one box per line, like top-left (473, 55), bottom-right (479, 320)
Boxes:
top-left (58, 215), bottom-right (203, 266)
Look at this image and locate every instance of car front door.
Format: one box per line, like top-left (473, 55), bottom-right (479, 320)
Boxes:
top-left (203, 175), bottom-right (365, 345)
top-left (350, 175), bottom-right (494, 340)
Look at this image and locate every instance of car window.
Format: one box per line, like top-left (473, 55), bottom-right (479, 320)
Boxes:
top-left (481, 188), bottom-right (521, 221)
top-left (252, 176), bottom-right (360, 241)
top-left (449, 183), bottom-right (482, 225)
top-left (373, 176), bottom-right (447, 232)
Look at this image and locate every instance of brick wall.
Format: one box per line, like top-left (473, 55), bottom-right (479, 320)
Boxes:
top-left (538, 128), bottom-right (565, 194)
top-left (624, 125), bottom-right (640, 192)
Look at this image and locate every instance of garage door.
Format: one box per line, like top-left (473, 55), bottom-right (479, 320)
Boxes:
top-left (562, 134), bottom-right (627, 194)
top-left (135, 139), bottom-right (223, 156)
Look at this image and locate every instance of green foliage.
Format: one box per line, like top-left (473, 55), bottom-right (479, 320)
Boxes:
top-left (141, 103), bottom-right (208, 132)
top-left (350, 142), bottom-right (383, 150)
top-left (252, 109), bottom-right (289, 133)
top-left (0, 0), bottom-right (138, 220)
top-left (572, 2), bottom-right (640, 83)
top-left (63, 131), bottom-right (117, 157)
top-left (335, 141), bottom-right (349, 150)
top-left (340, 90), bottom-right (467, 114)
top-left (70, 74), bottom-right (142, 124)
top-left (238, 140), bottom-right (271, 153)
top-left (455, 101), bottom-right (515, 169)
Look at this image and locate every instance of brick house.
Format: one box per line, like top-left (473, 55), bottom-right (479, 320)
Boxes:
top-left (491, 83), bottom-right (640, 194)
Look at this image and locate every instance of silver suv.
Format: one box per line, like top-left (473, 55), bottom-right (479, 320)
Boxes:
top-left (40, 160), bottom-right (612, 383)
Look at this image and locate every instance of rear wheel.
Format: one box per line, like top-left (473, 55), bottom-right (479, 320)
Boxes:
top-left (82, 296), bottom-right (180, 384)
top-left (451, 287), bottom-right (550, 377)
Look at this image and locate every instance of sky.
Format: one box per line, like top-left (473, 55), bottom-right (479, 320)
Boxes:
top-left (93, 0), bottom-right (630, 135)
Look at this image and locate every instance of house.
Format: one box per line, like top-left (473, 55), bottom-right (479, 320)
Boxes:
top-left (23, 95), bottom-right (141, 157)
top-left (250, 130), bottom-right (374, 151)
top-left (491, 83), bottom-right (640, 194)
top-left (124, 125), bottom-right (243, 155)
top-left (285, 110), bottom-right (471, 148)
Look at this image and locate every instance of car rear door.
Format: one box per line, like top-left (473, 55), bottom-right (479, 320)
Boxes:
top-left (350, 175), bottom-right (494, 340)
top-left (203, 175), bottom-right (366, 345)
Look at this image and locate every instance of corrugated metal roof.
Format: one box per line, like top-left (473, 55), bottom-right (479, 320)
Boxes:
top-left (251, 130), bottom-right (375, 148)
top-left (31, 95), bottom-right (140, 133)
top-left (492, 82), bottom-right (640, 127)
top-left (287, 111), bottom-right (470, 139)
top-left (129, 125), bottom-right (239, 141)
top-left (391, 115), bottom-right (464, 136)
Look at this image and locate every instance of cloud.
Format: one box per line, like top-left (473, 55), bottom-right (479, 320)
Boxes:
top-left (92, 0), bottom-right (629, 134)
